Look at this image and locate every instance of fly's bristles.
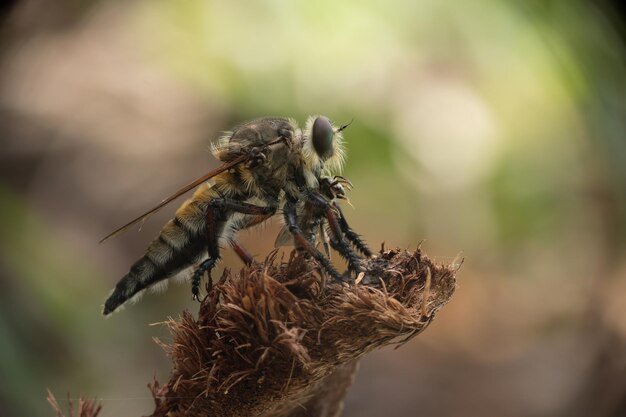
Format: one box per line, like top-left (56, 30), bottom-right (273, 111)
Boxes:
top-left (146, 237), bottom-right (175, 267)
top-left (160, 220), bottom-right (187, 250)
top-left (176, 202), bottom-right (207, 234)
top-left (240, 169), bottom-right (256, 194)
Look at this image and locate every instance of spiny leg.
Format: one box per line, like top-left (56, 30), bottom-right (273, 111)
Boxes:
top-left (191, 198), bottom-right (276, 300)
top-left (325, 210), bottom-right (365, 273)
top-left (305, 191), bottom-right (364, 274)
top-left (319, 176), bottom-right (372, 258)
top-left (229, 238), bottom-right (254, 266)
top-left (191, 257), bottom-right (217, 300)
top-left (332, 201), bottom-right (373, 257)
top-left (284, 198), bottom-right (344, 282)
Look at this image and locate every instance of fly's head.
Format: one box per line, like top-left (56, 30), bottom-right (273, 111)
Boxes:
top-left (302, 116), bottom-right (348, 182)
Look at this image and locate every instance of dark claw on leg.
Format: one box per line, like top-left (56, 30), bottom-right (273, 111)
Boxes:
top-left (339, 271), bottom-right (355, 284)
top-left (245, 146), bottom-right (269, 168)
top-left (329, 238), bottom-right (363, 275)
top-left (191, 258), bottom-right (217, 301)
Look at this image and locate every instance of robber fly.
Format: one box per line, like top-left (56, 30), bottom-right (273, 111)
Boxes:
top-left (101, 116), bottom-right (372, 315)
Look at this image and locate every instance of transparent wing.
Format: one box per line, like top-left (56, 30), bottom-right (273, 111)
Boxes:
top-left (274, 224), bottom-right (295, 247)
top-left (99, 154), bottom-right (249, 243)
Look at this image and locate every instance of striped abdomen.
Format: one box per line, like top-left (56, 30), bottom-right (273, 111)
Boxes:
top-left (103, 183), bottom-right (219, 315)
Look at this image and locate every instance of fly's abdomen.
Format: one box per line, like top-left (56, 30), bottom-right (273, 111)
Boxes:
top-left (103, 184), bottom-right (216, 315)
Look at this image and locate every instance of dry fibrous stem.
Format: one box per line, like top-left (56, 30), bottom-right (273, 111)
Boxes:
top-left (46, 390), bottom-right (102, 417)
top-left (149, 246), bottom-right (458, 417)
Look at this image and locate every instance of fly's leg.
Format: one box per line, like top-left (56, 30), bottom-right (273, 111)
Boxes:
top-left (191, 201), bottom-right (221, 300)
top-left (191, 198), bottom-right (276, 300)
top-left (245, 146), bottom-right (268, 168)
top-left (332, 202), bottom-right (373, 258)
top-left (326, 212), bottom-right (365, 273)
top-left (228, 210), bottom-right (276, 266)
top-left (306, 191), bottom-right (365, 274)
top-left (191, 257), bottom-right (217, 300)
top-left (229, 238), bottom-right (254, 266)
top-left (319, 176), bottom-right (372, 258)
top-left (284, 198), bottom-right (345, 282)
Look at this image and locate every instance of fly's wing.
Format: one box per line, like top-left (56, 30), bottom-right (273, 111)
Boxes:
top-left (274, 224), bottom-right (295, 247)
top-left (99, 154), bottom-right (248, 243)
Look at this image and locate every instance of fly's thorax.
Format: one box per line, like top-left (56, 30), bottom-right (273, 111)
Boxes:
top-left (210, 117), bottom-right (302, 198)
top-left (211, 117), bottom-right (296, 162)
top-left (247, 140), bottom-right (304, 198)
top-left (232, 117), bottom-right (295, 144)
top-left (245, 161), bottom-right (292, 202)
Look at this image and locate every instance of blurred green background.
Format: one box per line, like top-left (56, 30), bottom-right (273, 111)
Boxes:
top-left (1, 1), bottom-right (625, 416)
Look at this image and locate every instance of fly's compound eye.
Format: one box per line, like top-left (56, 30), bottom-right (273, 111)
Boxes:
top-left (312, 116), bottom-right (334, 158)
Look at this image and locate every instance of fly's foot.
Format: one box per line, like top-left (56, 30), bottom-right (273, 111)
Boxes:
top-left (329, 238), bottom-right (364, 275)
top-left (348, 256), bottom-right (367, 274)
top-left (319, 260), bottom-right (345, 284)
top-left (338, 271), bottom-right (355, 284)
top-left (330, 175), bottom-right (353, 190)
top-left (191, 284), bottom-right (201, 301)
top-left (191, 258), bottom-right (217, 301)
top-left (359, 273), bottom-right (380, 286)
top-left (246, 146), bottom-right (269, 168)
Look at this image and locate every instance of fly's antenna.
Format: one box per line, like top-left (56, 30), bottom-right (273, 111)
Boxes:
top-left (336, 118), bottom-right (354, 133)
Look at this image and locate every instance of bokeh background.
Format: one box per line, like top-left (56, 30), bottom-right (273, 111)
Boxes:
top-left (1, 1), bottom-right (625, 416)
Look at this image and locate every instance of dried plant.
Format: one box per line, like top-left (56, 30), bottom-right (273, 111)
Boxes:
top-left (47, 390), bottom-right (102, 417)
top-left (148, 246), bottom-right (458, 417)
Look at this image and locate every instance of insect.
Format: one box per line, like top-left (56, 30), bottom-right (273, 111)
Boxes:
top-left (101, 116), bottom-right (372, 315)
